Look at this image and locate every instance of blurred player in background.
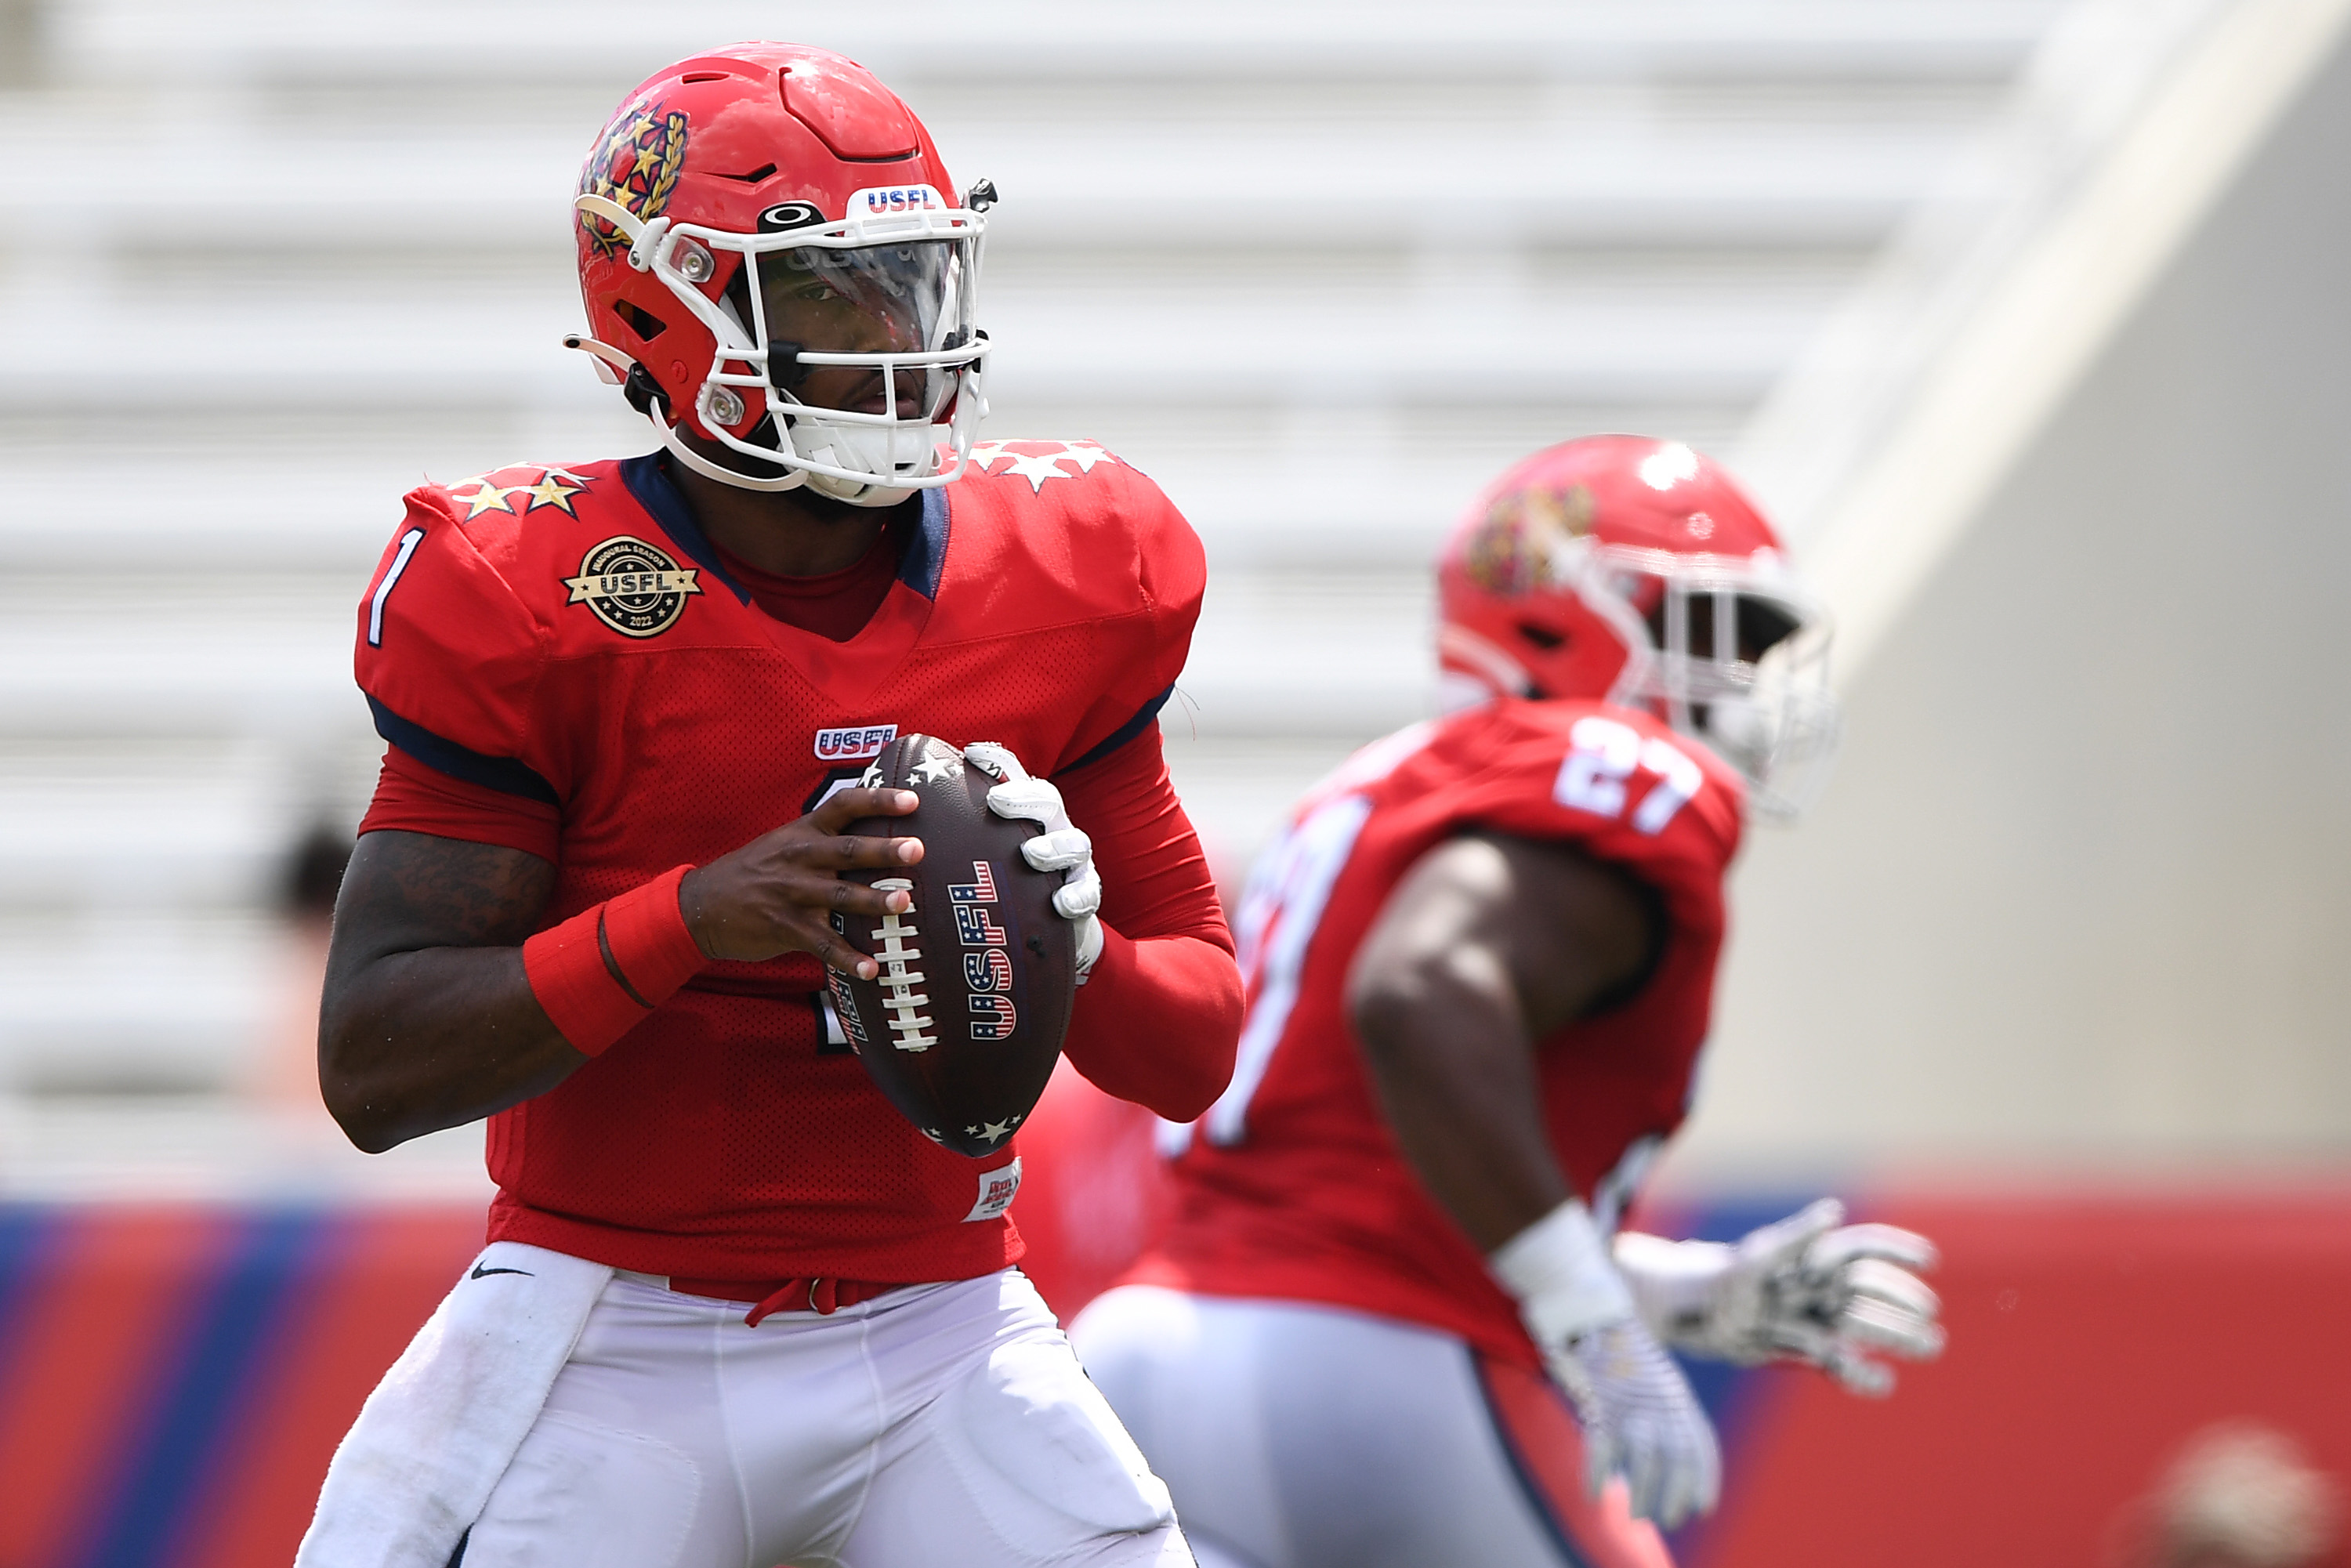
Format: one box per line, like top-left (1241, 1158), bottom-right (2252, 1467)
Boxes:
top-left (252, 823), bottom-right (354, 1110)
top-left (297, 43), bottom-right (1240, 1568)
top-left (2113, 1423), bottom-right (2343, 1568)
top-left (1070, 436), bottom-right (1945, 1568)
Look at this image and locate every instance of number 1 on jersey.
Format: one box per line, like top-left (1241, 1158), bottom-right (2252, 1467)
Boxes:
top-left (368, 527), bottom-right (427, 648)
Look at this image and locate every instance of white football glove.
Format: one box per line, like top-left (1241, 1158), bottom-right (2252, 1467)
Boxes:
top-left (962, 741), bottom-right (1103, 980)
top-left (1492, 1200), bottom-right (1721, 1529)
top-left (1612, 1198), bottom-right (1945, 1397)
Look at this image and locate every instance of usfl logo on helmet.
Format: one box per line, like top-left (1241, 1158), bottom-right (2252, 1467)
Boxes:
top-left (1459, 483), bottom-right (1595, 596)
top-left (577, 98), bottom-right (690, 259)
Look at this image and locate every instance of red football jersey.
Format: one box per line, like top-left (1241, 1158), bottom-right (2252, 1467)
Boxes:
top-left (355, 441), bottom-right (1203, 1284)
top-left (1129, 698), bottom-right (1744, 1369)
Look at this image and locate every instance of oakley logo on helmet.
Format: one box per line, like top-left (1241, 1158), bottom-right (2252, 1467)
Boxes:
top-left (577, 100), bottom-right (690, 259)
top-left (758, 200), bottom-right (828, 233)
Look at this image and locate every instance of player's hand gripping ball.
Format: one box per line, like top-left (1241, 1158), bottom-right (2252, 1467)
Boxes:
top-left (827, 734), bottom-right (1079, 1157)
top-left (961, 741), bottom-right (1103, 980)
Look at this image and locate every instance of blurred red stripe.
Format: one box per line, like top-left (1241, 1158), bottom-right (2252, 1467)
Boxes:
top-left (1694, 1190), bottom-right (2351, 1568)
top-left (0, 1210), bottom-right (234, 1568)
top-left (176, 1207), bottom-right (484, 1568)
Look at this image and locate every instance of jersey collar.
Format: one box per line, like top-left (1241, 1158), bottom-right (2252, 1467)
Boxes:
top-left (618, 451), bottom-right (749, 606)
top-left (618, 451), bottom-right (951, 604)
top-left (614, 448), bottom-right (949, 711)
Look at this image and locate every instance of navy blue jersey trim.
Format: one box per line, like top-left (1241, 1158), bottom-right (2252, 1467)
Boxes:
top-left (624, 451), bottom-right (942, 605)
top-left (619, 451), bottom-right (749, 604)
top-left (368, 696), bottom-right (560, 806)
top-left (899, 487), bottom-right (949, 599)
top-left (1063, 685), bottom-right (1173, 774)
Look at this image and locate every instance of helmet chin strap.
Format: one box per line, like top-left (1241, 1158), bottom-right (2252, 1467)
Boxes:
top-left (657, 418), bottom-right (814, 494)
top-left (780, 418), bottom-right (923, 506)
top-left (566, 335), bottom-right (912, 504)
top-left (658, 418), bottom-right (915, 505)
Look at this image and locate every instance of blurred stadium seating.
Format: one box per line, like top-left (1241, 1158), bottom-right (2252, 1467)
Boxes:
top-left (0, 0), bottom-right (2072, 1109)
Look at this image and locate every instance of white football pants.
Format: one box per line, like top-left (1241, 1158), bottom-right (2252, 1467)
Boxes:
top-left (460, 1268), bottom-right (1194, 1568)
top-left (1071, 1287), bottom-right (1672, 1568)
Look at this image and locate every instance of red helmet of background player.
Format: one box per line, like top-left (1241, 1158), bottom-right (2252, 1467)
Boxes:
top-left (1436, 435), bottom-right (1840, 819)
top-left (563, 43), bottom-right (991, 505)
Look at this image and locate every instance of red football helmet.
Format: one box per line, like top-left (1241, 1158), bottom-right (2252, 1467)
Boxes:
top-left (1436, 435), bottom-right (1840, 819)
top-left (563, 44), bottom-right (991, 505)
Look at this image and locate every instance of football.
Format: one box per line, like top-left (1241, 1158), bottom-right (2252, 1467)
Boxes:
top-left (825, 733), bottom-right (1078, 1157)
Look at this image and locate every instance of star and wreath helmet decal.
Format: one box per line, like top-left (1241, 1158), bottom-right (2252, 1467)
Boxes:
top-left (1461, 483), bottom-right (1596, 595)
top-left (578, 97), bottom-right (690, 259)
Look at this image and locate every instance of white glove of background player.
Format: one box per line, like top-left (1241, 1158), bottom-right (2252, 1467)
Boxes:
top-left (962, 741), bottom-right (1104, 980)
top-left (1611, 1198), bottom-right (1944, 1396)
top-left (1491, 1200), bottom-right (1721, 1528)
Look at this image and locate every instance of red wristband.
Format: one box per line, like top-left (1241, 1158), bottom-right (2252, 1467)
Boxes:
top-left (603, 866), bottom-right (706, 1002)
top-left (523, 866), bottom-right (705, 1057)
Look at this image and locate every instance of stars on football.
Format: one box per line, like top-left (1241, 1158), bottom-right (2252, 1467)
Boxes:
top-left (965, 440), bottom-right (1121, 493)
top-left (449, 467), bottom-right (596, 519)
top-left (910, 753), bottom-right (962, 786)
top-left (964, 1117), bottom-right (1020, 1145)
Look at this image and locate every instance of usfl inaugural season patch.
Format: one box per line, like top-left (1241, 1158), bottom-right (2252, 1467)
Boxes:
top-left (563, 535), bottom-right (702, 638)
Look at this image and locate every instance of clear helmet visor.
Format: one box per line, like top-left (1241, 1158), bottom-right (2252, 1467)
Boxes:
top-left (754, 239), bottom-right (975, 429)
top-left (1592, 552), bottom-right (1842, 820)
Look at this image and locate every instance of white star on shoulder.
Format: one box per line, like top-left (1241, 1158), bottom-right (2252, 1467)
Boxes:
top-left (966, 440), bottom-right (1121, 493)
top-left (1054, 441), bottom-right (1118, 473)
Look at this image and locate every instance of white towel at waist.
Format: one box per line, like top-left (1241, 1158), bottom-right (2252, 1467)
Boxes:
top-left (293, 1240), bottom-right (614, 1568)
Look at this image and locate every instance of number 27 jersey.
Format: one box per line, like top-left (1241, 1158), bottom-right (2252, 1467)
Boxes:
top-left (1137, 697), bottom-right (1745, 1369)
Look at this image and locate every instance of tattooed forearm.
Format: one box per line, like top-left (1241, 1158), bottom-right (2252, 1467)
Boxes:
top-left (336, 829), bottom-right (556, 958)
top-left (319, 830), bottom-right (584, 1152)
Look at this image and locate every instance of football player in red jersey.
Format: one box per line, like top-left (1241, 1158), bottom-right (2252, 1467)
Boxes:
top-left (1069, 436), bottom-right (1945, 1568)
top-left (295, 45), bottom-right (1241, 1568)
